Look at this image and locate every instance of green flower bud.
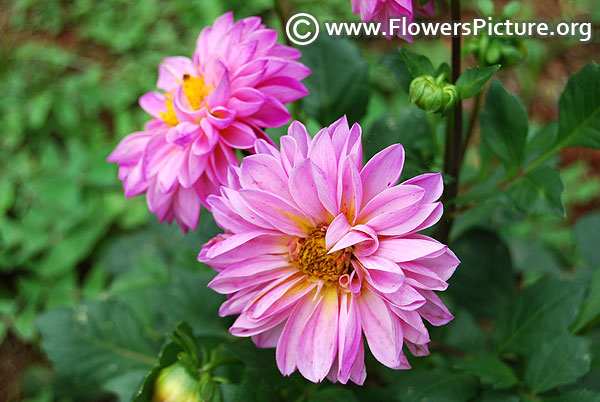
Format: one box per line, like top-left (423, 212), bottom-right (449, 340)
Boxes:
top-left (502, 1), bottom-right (521, 19)
top-left (409, 74), bottom-right (458, 115)
top-left (154, 362), bottom-right (202, 402)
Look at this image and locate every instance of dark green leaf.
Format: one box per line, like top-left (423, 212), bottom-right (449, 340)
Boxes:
top-left (392, 369), bottom-right (478, 402)
top-left (525, 335), bottom-right (591, 393)
top-left (557, 63), bottom-right (600, 149)
top-left (399, 48), bottom-right (436, 78)
top-left (381, 51), bottom-right (412, 92)
top-left (509, 166), bottom-right (565, 216)
top-left (574, 212), bottom-right (600, 268)
top-left (477, 391), bottom-right (519, 402)
top-left (572, 267), bottom-right (600, 333)
top-left (300, 36), bottom-right (369, 125)
top-left (480, 80), bottom-right (528, 174)
top-left (494, 278), bottom-right (585, 354)
top-left (456, 355), bottom-right (518, 389)
top-left (543, 389), bottom-right (600, 402)
top-left (448, 229), bottom-right (515, 317)
top-left (455, 65), bottom-right (500, 99)
top-left (308, 387), bottom-right (360, 402)
top-left (37, 300), bottom-right (158, 401)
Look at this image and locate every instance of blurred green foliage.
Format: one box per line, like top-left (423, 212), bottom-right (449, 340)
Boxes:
top-left (1, 0), bottom-right (600, 401)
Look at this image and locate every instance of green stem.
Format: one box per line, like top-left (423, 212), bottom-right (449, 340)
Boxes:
top-left (436, 0), bottom-right (463, 244)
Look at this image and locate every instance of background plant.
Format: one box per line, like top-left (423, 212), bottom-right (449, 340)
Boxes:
top-left (1, 0), bottom-right (599, 401)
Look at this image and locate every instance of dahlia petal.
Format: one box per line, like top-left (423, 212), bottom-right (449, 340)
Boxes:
top-left (338, 158), bottom-right (363, 224)
top-left (166, 121), bottom-right (201, 148)
top-left (139, 92), bottom-right (167, 120)
top-left (349, 341), bottom-right (367, 385)
top-left (289, 159), bottom-right (332, 224)
top-left (208, 67), bottom-right (231, 109)
top-left (329, 230), bottom-right (371, 253)
top-left (258, 77), bottom-right (309, 103)
top-left (252, 322), bottom-right (285, 348)
top-left (406, 341), bottom-right (430, 357)
top-left (230, 310), bottom-right (288, 337)
top-left (247, 97), bottom-right (290, 127)
top-left (308, 129), bottom-right (338, 188)
top-left (329, 116), bottom-right (351, 161)
top-left (208, 195), bottom-right (259, 233)
top-left (297, 287), bottom-right (339, 382)
top-left (122, 160), bottom-right (148, 198)
top-left (416, 248), bottom-right (460, 282)
top-left (241, 154), bottom-right (292, 201)
top-left (358, 184), bottom-right (424, 223)
top-left (241, 189), bottom-right (312, 236)
top-left (418, 289), bottom-right (454, 326)
top-left (391, 308), bottom-right (430, 346)
top-left (248, 277), bottom-right (316, 320)
top-left (377, 236), bottom-right (447, 262)
top-left (367, 202), bottom-right (442, 236)
top-left (276, 291), bottom-right (321, 376)
top-left (287, 121), bottom-right (311, 157)
top-left (173, 186), bottom-right (201, 232)
top-left (360, 144), bottom-right (405, 206)
top-left (356, 255), bottom-right (405, 294)
top-left (402, 172), bottom-right (443, 203)
top-left (206, 106), bottom-right (236, 129)
top-left (157, 56), bottom-right (196, 92)
top-left (219, 286), bottom-right (260, 316)
top-left (199, 233), bottom-right (290, 266)
top-left (107, 131), bottom-right (153, 164)
top-left (377, 283), bottom-right (427, 310)
top-left (325, 214), bottom-right (351, 251)
top-left (227, 88), bottom-right (266, 117)
top-left (208, 257), bottom-right (293, 294)
top-left (157, 150), bottom-right (185, 193)
top-left (357, 290), bottom-right (405, 369)
top-left (178, 149), bottom-right (208, 188)
top-left (337, 293), bottom-right (362, 383)
top-left (401, 261), bottom-right (449, 291)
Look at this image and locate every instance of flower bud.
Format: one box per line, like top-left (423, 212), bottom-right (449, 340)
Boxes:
top-left (409, 74), bottom-right (458, 115)
top-left (154, 362), bottom-right (202, 402)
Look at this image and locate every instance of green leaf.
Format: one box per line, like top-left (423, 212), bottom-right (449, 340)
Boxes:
top-left (477, 391), bottom-right (519, 402)
top-left (455, 65), bottom-right (500, 99)
top-left (400, 48), bottom-right (436, 78)
top-left (557, 63), bottom-right (600, 149)
top-left (37, 300), bottom-right (158, 400)
top-left (494, 278), bottom-right (585, 354)
top-left (381, 50), bottom-right (412, 92)
top-left (308, 387), bottom-right (360, 402)
top-left (574, 212), bottom-right (600, 268)
top-left (392, 369), bottom-right (478, 402)
top-left (525, 335), bottom-right (591, 393)
top-left (300, 36), bottom-right (369, 125)
top-left (480, 79), bottom-right (528, 174)
top-left (456, 355), bottom-right (518, 389)
top-left (572, 267), bottom-right (600, 333)
top-left (448, 229), bottom-right (515, 317)
top-left (509, 166), bottom-right (565, 216)
top-left (543, 389), bottom-right (600, 402)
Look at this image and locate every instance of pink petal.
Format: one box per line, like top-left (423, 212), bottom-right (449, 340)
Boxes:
top-left (357, 290), bottom-right (406, 369)
top-left (360, 144), bottom-right (405, 206)
top-left (276, 291), bottom-right (321, 376)
top-left (240, 189), bottom-right (313, 237)
top-left (297, 287), bottom-right (339, 382)
top-left (289, 159), bottom-right (333, 224)
top-left (377, 236), bottom-right (447, 262)
top-left (157, 56), bottom-right (196, 92)
top-left (325, 214), bottom-right (351, 250)
top-left (402, 172), bottom-right (443, 203)
top-left (417, 289), bottom-right (454, 326)
top-left (358, 184), bottom-right (424, 223)
top-left (337, 158), bottom-right (363, 225)
top-left (337, 293), bottom-right (362, 383)
top-left (241, 154), bottom-right (292, 201)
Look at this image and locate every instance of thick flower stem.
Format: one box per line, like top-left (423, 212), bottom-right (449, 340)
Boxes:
top-left (437, 0), bottom-right (463, 244)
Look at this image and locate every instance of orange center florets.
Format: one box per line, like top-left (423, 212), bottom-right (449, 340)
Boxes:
top-left (292, 228), bottom-right (352, 283)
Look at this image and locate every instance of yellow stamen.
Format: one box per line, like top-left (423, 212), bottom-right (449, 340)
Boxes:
top-left (160, 74), bottom-right (212, 127)
top-left (293, 229), bottom-right (352, 283)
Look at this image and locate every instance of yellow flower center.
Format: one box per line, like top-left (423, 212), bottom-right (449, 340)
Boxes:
top-left (293, 229), bottom-right (352, 283)
top-left (160, 74), bottom-right (212, 127)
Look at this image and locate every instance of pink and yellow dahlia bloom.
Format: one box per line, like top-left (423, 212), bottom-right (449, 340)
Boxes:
top-left (351, 0), bottom-right (435, 40)
top-left (107, 12), bottom-right (310, 232)
top-left (199, 116), bottom-right (459, 384)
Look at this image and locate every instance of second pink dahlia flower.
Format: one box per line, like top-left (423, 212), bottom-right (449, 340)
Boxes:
top-left (351, 0), bottom-right (435, 40)
top-left (107, 12), bottom-right (310, 232)
top-left (199, 116), bottom-right (459, 384)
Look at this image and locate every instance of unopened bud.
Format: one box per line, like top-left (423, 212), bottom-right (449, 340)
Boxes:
top-left (154, 362), bottom-right (202, 402)
top-left (409, 74), bottom-right (458, 115)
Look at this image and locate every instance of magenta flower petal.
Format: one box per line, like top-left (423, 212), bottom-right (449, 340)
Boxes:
top-left (108, 12), bottom-right (310, 232)
top-left (200, 117), bottom-right (460, 384)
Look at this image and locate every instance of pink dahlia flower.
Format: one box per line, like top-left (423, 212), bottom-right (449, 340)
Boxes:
top-left (107, 12), bottom-right (310, 232)
top-left (199, 116), bottom-right (460, 384)
top-left (351, 0), bottom-right (435, 40)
